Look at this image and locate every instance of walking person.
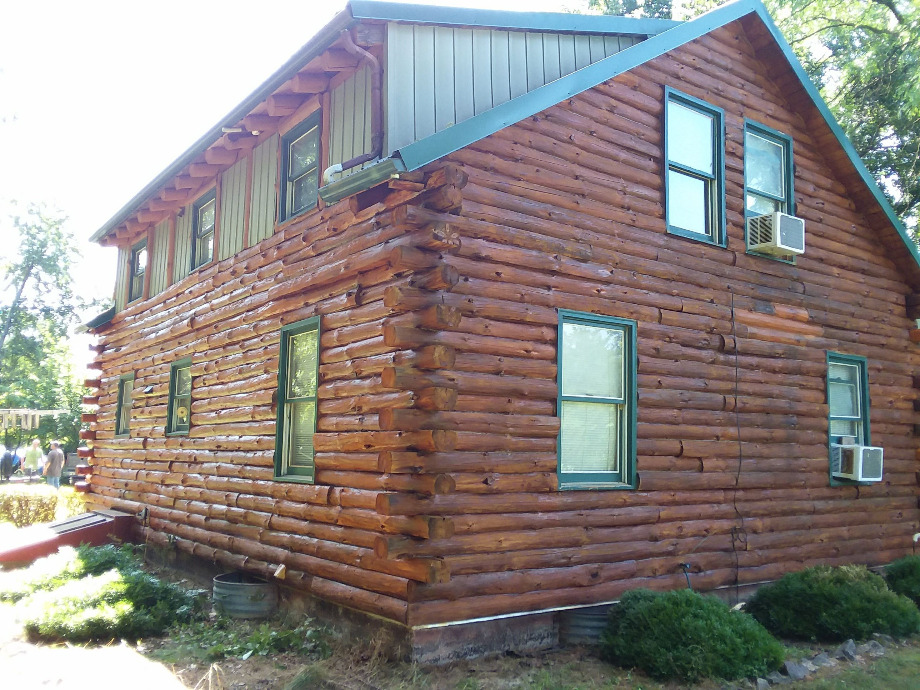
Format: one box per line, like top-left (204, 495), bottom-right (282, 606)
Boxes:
top-left (44, 441), bottom-right (65, 489)
top-left (23, 438), bottom-right (43, 481)
top-left (0, 447), bottom-right (12, 482)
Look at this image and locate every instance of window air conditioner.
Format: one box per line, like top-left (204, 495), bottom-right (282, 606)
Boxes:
top-left (747, 212), bottom-right (805, 256)
top-left (830, 444), bottom-right (884, 482)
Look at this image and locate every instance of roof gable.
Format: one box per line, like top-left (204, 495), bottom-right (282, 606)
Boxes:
top-left (392, 0), bottom-right (920, 284)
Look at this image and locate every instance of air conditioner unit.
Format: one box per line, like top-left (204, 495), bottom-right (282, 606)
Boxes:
top-left (747, 212), bottom-right (805, 256)
top-left (830, 444), bottom-right (884, 482)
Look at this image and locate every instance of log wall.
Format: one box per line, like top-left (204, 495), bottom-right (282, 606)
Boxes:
top-left (86, 17), bottom-right (920, 629)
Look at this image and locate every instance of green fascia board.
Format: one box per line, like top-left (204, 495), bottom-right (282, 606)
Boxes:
top-left (319, 157), bottom-right (406, 205)
top-left (348, 0), bottom-right (681, 35)
top-left (90, 6), bottom-right (357, 244)
top-left (395, 0), bottom-right (920, 272)
top-left (79, 306), bottom-right (116, 333)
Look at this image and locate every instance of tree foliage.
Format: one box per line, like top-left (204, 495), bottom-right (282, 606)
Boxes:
top-left (589, 0), bottom-right (920, 227)
top-left (0, 204), bottom-right (84, 452)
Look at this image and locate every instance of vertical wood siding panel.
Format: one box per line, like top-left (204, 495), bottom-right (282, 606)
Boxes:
top-left (353, 66), bottom-right (369, 161)
top-left (342, 73), bottom-right (357, 161)
top-left (453, 29), bottom-right (475, 124)
top-left (559, 34), bottom-right (577, 76)
top-left (219, 159), bottom-right (246, 261)
top-left (414, 25), bottom-right (436, 141)
top-left (434, 26), bottom-right (456, 132)
top-left (149, 219), bottom-right (170, 296)
top-left (588, 34), bottom-right (606, 63)
top-left (387, 22), bottom-right (416, 152)
top-left (330, 82), bottom-right (345, 168)
top-left (114, 247), bottom-right (128, 312)
top-left (604, 35), bottom-right (623, 57)
top-left (542, 33), bottom-right (561, 83)
top-left (249, 135), bottom-right (278, 247)
top-left (174, 205), bottom-right (192, 282)
top-left (574, 35), bottom-right (592, 70)
top-left (490, 31), bottom-right (511, 107)
top-left (508, 31), bottom-right (528, 99)
top-left (472, 29), bottom-right (493, 116)
top-left (525, 32), bottom-right (545, 91)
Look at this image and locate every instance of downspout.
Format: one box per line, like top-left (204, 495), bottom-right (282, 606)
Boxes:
top-left (322, 29), bottom-right (384, 184)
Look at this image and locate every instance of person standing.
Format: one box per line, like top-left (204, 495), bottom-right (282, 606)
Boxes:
top-left (44, 441), bottom-right (65, 489)
top-left (23, 439), bottom-right (42, 481)
top-left (0, 447), bottom-right (12, 482)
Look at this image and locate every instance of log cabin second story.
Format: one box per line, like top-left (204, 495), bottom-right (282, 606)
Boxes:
top-left (96, 1), bottom-right (680, 310)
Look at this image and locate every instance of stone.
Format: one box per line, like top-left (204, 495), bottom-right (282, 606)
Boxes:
top-left (834, 639), bottom-right (858, 660)
top-left (811, 652), bottom-right (837, 668)
top-left (783, 660), bottom-right (809, 681)
top-left (800, 659), bottom-right (818, 673)
top-left (857, 640), bottom-right (886, 657)
top-left (872, 633), bottom-right (895, 647)
top-left (766, 671), bottom-right (790, 685)
top-left (756, 678), bottom-right (770, 690)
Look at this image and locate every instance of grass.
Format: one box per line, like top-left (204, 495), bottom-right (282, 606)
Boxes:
top-left (790, 643), bottom-right (920, 689)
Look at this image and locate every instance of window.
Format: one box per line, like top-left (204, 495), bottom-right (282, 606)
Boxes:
top-left (115, 374), bottom-right (134, 437)
top-left (664, 89), bottom-right (725, 245)
top-left (827, 353), bottom-right (870, 446)
top-left (744, 123), bottom-right (793, 219)
top-left (167, 359), bottom-right (192, 435)
top-left (281, 113), bottom-right (321, 221)
top-left (128, 240), bottom-right (147, 303)
top-left (191, 190), bottom-right (216, 270)
top-left (275, 317), bottom-right (319, 481)
top-left (557, 310), bottom-right (637, 488)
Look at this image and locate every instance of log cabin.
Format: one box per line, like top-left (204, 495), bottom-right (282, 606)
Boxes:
top-left (82, 0), bottom-right (920, 661)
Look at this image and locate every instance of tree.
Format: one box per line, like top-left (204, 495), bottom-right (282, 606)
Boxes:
top-left (0, 204), bottom-right (85, 452)
top-left (588, 0), bottom-right (920, 228)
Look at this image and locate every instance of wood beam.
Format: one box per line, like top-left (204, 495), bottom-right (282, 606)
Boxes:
top-left (204, 147), bottom-right (237, 166)
top-left (267, 94), bottom-right (305, 117)
top-left (320, 49), bottom-right (359, 71)
top-left (188, 163), bottom-right (221, 178)
top-left (242, 114), bottom-right (278, 133)
top-left (292, 72), bottom-right (330, 94)
top-left (160, 187), bottom-right (190, 202)
top-left (174, 175), bottom-right (201, 190)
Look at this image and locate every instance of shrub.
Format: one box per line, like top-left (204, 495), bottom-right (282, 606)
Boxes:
top-left (19, 561), bottom-right (204, 642)
top-left (885, 556), bottom-right (920, 608)
top-left (57, 487), bottom-right (87, 519)
top-left (600, 588), bottom-right (784, 683)
top-left (0, 484), bottom-right (57, 526)
top-left (0, 544), bottom-right (137, 603)
top-left (744, 564), bottom-right (920, 642)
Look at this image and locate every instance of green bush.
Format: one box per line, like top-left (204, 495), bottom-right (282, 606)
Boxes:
top-left (600, 589), bottom-right (784, 683)
top-left (0, 484), bottom-right (57, 526)
top-left (885, 556), bottom-right (920, 608)
top-left (745, 564), bottom-right (920, 642)
top-left (0, 544), bottom-right (137, 603)
top-left (57, 487), bottom-right (87, 519)
top-left (0, 544), bottom-right (205, 642)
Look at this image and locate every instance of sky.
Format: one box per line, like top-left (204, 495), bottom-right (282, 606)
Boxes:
top-left (0, 0), bottom-right (590, 375)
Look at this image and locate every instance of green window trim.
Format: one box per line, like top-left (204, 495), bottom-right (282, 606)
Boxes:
top-left (557, 309), bottom-right (637, 490)
top-left (744, 120), bottom-right (795, 260)
top-left (166, 358), bottom-right (193, 436)
top-left (280, 112), bottom-right (322, 222)
top-left (274, 316), bottom-right (320, 482)
top-left (826, 351), bottom-right (871, 486)
top-left (128, 239), bottom-right (147, 303)
top-left (664, 87), bottom-right (726, 247)
top-left (115, 373), bottom-right (134, 438)
top-left (191, 189), bottom-right (216, 271)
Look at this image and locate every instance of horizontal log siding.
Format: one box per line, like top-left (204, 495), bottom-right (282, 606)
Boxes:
top-left (395, 24), bottom-right (920, 625)
top-left (86, 177), bottom-right (468, 623)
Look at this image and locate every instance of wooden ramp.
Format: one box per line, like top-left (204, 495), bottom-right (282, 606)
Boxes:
top-left (0, 510), bottom-right (135, 568)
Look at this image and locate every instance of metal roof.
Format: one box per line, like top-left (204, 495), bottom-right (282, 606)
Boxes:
top-left (90, 1), bottom-right (677, 244)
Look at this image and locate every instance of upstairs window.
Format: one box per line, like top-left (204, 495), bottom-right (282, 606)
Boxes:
top-left (744, 122), bottom-right (794, 219)
top-left (115, 374), bottom-right (134, 437)
top-left (557, 310), bottom-right (637, 489)
top-left (275, 317), bottom-right (319, 481)
top-left (128, 239), bottom-right (147, 303)
top-left (167, 359), bottom-right (192, 435)
top-left (827, 353), bottom-right (869, 446)
top-left (281, 113), bottom-right (321, 221)
top-left (664, 89), bottom-right (725, 245)
top-left (191, 190), bottom-right (216, 270)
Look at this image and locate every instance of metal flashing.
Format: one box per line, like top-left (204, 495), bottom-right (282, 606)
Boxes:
top-left (79, 306), bottom-right (116, 333)
top-left (348, 0), bottom-right (682, 35)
